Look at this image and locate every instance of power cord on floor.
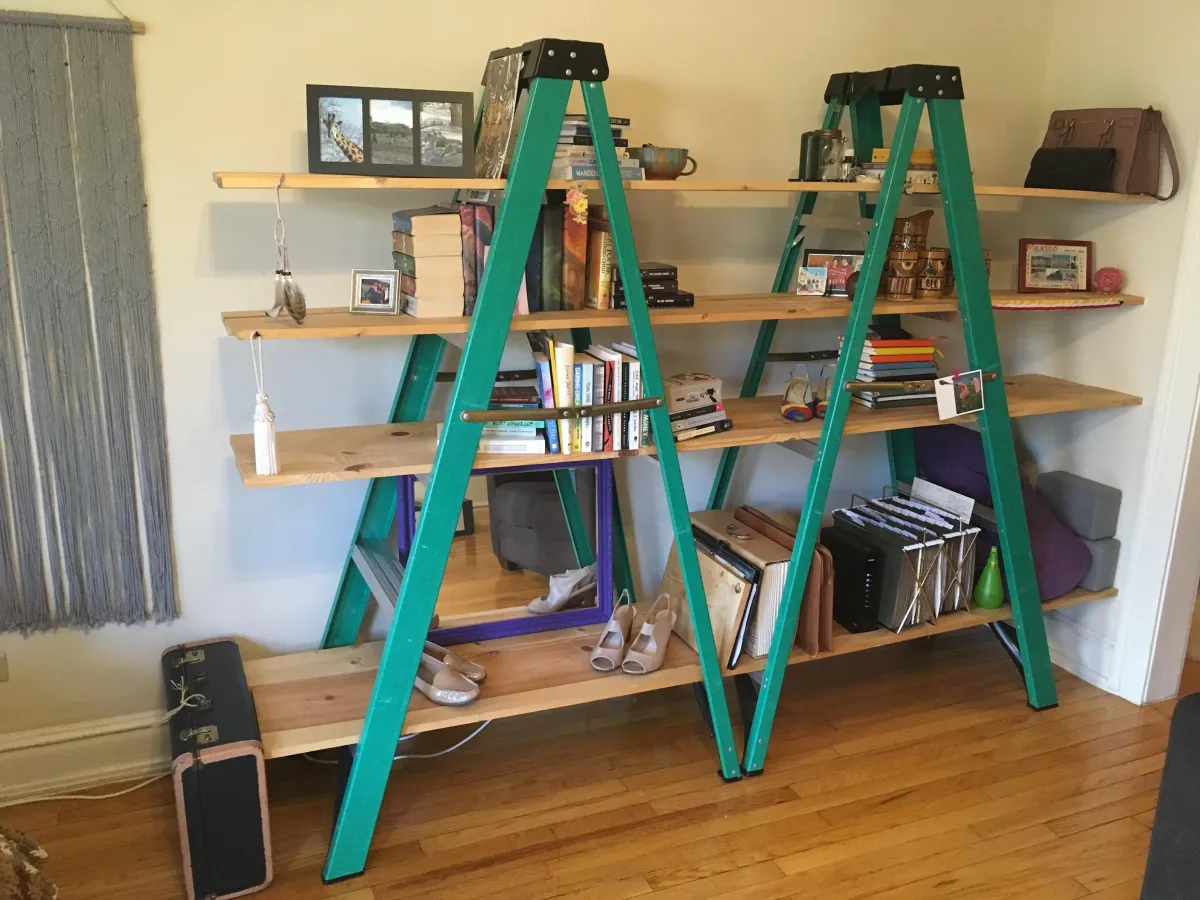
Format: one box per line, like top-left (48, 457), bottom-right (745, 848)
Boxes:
top-left (6, 772), bottom-right (171, 808)
top-left (302, 719), bottom-right (493, 766)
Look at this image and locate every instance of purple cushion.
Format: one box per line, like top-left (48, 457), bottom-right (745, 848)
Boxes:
top-left (911, 425), bottom-right (1090, 601)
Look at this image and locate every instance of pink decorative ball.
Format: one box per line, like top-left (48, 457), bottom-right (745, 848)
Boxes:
top-left (1094, 267), bottom-right (1126, 295)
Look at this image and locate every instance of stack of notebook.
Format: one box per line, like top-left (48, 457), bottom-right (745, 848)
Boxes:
top-left (843, 335), bottom-right (937, 410)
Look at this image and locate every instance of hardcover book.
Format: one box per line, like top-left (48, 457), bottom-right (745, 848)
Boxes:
top-left (392, 205), bottom-right (460, 235)
top-left (585, 208), bottom-right (614, 310)
top-left (541, 194), bottom-right (565, 311)
top-left (562, 194), bottom-right (588, 310)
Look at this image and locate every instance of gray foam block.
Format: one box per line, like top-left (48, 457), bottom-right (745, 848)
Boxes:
top-left (1079, 537), bottom-right (1120, 592)
top-left (1038, 470), bottom-right (1122, 541)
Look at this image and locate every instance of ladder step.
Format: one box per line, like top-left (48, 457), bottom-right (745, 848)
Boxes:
top-left (351, 540), bottom-right (403, 612)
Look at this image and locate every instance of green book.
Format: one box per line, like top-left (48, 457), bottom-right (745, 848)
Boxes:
top-left (542, 192), bottom-right (565, 311)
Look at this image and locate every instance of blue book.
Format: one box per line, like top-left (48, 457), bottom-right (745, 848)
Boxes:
top-left (534, 354), bottom-right (560, 454)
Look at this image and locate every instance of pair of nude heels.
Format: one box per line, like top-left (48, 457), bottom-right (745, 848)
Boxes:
top-left (414, 641), bottom-right (486, 707)
top-left (589, 593), bottom-right (676, 675)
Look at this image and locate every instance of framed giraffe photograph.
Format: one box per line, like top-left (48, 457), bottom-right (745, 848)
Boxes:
top-left (306, 85), bottom-right (473, 178)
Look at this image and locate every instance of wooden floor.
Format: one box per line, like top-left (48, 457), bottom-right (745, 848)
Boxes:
top-left (435, 517), bottom-right (551, 620)
top-left (5, 631), bottom-right (1188, 900)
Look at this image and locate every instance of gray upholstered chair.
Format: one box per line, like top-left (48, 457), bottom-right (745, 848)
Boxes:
top-left (486, 468), bottom-right (596, 576)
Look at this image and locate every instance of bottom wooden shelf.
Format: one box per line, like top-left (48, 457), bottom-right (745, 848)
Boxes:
top-left (245, 586), bottom-right (1116, 759)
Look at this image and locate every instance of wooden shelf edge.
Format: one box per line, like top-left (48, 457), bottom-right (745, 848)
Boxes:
top-left (245, 587), bottom-right (1116, 759)
top-left (222, 292), bottom-right (1144, 341)
top-left (229, 375), bottom-right (1142, 487)
top-left (212, 172), bottom-right (1155, 203)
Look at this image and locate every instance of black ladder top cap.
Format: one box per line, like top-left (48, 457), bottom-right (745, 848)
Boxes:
top-left (825, 65), bottom-right (964, 105)
top-left (485, 39), bottom-right (609, 85)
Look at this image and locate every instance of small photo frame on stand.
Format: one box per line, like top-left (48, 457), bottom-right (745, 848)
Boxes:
top-left (350, 269), bottom-right (400, 314)
top-left (1017, 239), bottom-right (1093, 293)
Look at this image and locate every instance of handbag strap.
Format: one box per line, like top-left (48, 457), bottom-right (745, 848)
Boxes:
top-left (1155, 112), bottom-right (1180, 201)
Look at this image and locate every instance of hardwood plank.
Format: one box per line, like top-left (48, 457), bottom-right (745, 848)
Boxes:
top-left (229, 375), bottom-right (1140, 486)
top-left (213, 171), bottom-right (1155, 202)
top-left (221, 291), bottom-right (1144, 341)
top-left (5, 629), bottom-right (1170, 900)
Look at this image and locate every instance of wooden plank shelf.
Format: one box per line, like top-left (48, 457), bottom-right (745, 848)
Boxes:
top-left (222, 292), bottom-right (1144, 341)
top-left (213, 171), bottom-right (1155, 203)
top-left (230, 374), bottom-right (1141, 487)
top-left (244, 586), bottom-right (1116, 759)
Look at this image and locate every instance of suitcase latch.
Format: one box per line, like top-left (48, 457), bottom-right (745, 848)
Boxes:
top-left (174, 649), bottom-right (206, 667)
top-left (180, 725), bottom-right (219, 746)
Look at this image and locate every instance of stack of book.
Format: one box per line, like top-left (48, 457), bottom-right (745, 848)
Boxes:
top-left (391, 205), bottom-right (474, 318)
top-left (437, 381), bottom-right (548, 455)
top-left (550, 115), bottom-right (643, 181)
top-left (844, 336), bottom-right (938, 410)
top-left (612, 261), bottom-right (695, 310)
top-left (663, 372), bottom-right (732, 442)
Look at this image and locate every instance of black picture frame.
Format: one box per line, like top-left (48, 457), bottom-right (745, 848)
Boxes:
top-left (802, 249), bottom-right (865, 296)
top-left (307, 85), bottom-right (474, 178)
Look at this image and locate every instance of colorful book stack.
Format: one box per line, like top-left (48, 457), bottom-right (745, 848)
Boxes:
top-left (844, 336), bottom-right (938, 410)
top-left (663, 372), bottom-right (732, 443)
top-left (437, 381), bottom-right (547, 454)
top-left (612, 261), bottom-right (694, 310)
top-left (550, 114), bottom-right (643, 181)
top-left (391, 205), bottom-right (474, 318)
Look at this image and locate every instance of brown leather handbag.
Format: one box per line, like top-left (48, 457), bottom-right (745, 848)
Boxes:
top-left (1040, 107), bottom-right (1179, 199)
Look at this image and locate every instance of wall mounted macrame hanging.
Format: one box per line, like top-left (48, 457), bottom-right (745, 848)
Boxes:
top-left (0, 11), bottom-right (176, 631)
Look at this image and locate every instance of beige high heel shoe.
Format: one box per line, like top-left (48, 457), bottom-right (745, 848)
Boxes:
top-left (622, 594), bottom-right (677, 675)
top-left (590, 592), bottom-right (636, 672)
top-left (424, 641), bottom-right (486, 683)
top-left (414, 653), bottom-right (480, 707)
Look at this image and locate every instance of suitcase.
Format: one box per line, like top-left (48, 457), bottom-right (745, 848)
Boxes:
top-left (161, 640), bottom-right (273, 900)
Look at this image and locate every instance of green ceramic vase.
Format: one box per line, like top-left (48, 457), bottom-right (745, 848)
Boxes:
top-left (975, 546), bottom-right (1005, 609)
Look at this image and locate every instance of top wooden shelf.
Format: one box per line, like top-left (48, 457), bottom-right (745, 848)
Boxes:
top-left (212, 172), bottom-right (1154, 203)
top-left (223, 291), bottom-right (1144, 341)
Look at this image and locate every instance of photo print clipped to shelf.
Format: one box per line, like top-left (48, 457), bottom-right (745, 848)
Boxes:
top-left (935, 369), bottom-right (985, 421)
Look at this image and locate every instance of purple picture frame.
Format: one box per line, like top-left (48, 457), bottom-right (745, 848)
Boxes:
top-left (396, 459), bottom-right (616, 645)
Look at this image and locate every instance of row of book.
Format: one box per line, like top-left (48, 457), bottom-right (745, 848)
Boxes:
top-left (842, 335), bottom-right (938, 410)
top-left (391, 201), bottom-right (694, 319)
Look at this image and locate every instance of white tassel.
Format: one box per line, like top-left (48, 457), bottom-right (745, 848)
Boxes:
top-left (251, 334), bottom-right (278, 476)
top-left (254, 391), bottom-right (278, 476)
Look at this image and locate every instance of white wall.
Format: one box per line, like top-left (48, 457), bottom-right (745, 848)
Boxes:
top-left (11, 0), bottom-right (1185, 791)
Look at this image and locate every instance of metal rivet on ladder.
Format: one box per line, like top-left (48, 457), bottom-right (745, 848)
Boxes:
top-left (952, 74), bottom-right (959, 82)
top-left (917, 85), bottom-right (924, 92)
top-left (565, 68), bottom-right (572, 76)
top-left (569, 51), bottom-right (577, 58)
top-left (938, 90), bottom-right (944, 96)
top-left (592, 68), bottom-right (599, 76)
top-left (935, 74), bottom-right (941, 81)
top-left (548, 49), bottom-right (555, 56)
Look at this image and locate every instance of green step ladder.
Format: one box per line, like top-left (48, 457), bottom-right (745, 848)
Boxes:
top-left (320, 39), bottom-right (741, 883)
top-left (709, 66), bottom-right (1059, 776)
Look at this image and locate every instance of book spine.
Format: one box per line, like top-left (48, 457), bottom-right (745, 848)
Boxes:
top-left (525, 212), bottom-right (543, 313)
top-left (559, 126), bottom-right (623, 138)
top-left (562, 199), bottom-right (588, 311)
top-left (558, 135), bottom-right (629, 147)
top-left (471, 206), bottom-right (493, 315)
top-left (627, 361), bottom-right (641, 450)
top-left (602, 359), bottom-right (614, 451)
top-left (674, 419), bottom-right (734, 442)
top-left (620, 361), bottom-right (630, 448)
top-left (591, 361), bottom-right (604, 452)
top-left (613, 279), bottom-right (679, 297)
top-left (551, 342), bottom-right (574, 455)
top-left (585, 216), bottom-right (614, 310)
top-left (551, 165), bottom-right (645, 181)
top-left (535, 358), bottom-right (560, 454)
top-left (669, 402), bottom-right (724, 422)
top-left (580, 362), bottom-right (593, 453)
top-left (477, 438), bottom-right (547, 454)
top-left (562, 115), bottom-right (631, 126)
top-left (615, 266), bottom-right (677, 283)
top-left (480, 426), bottom-right (540, 438)
top-left (670, 409), bottom-right (726, 433)
top-left (391, 252), bottom-right (416, 277)
top-left (610, 358), bottom-right (623, 451)
top-left (541, 197), bottom-right (564, 312)
top-left (459, 205), bottom-right (476, 316)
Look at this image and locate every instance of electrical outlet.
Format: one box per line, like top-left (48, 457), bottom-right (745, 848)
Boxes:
top-left (0, 653), bottom-right (7, 683)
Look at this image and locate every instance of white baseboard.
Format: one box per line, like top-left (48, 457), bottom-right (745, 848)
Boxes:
top-left (0, 711), bottom-right (171, 807)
